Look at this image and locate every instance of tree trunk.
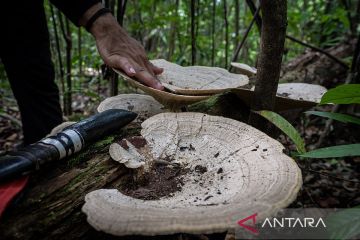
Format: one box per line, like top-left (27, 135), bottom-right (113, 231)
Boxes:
top-left (211, 0), bottom-right (216, 66)
top-left (58, 12), bottom-right (72, 116)
top-left (167, 0), bottom-right (179, 60)
top-left (50, 5), bottom-right (65, 108)
top-left (78, 28), bottom-right (82, 78)
top-left (248, 0), bottom-right (287, 133)
top-left (234, 0), bottom-right (240, 47)
top-left (223, 0), bottom-right (229, 68)
top-left (191, 0), bottom-right (196, 65)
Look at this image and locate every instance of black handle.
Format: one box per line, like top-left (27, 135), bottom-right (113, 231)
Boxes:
top-left (0, 109), bottom-right (137, 182)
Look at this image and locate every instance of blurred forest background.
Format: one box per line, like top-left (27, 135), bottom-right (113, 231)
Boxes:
top-left (0, 0), bottom-right (359, 149)
top-left (1, 0), bottom-right (359, 114)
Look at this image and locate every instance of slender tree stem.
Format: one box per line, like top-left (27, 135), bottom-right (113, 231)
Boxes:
top-left (248, 0), bottom-right (287, 133)
top-left (229, 7), bottom-right (260, 71)
top-left (191, 0), bottom-right (196, 65)
top-left (211, 0), bottom-right (216, 66)
top-left (223, 0), bottom-right (229, 68)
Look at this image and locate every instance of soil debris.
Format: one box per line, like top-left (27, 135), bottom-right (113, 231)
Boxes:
top-left (119, 163), bottom-right (189, 200)
top-left (194, 165), bottom-right (207, 174)
top-left (204, 195), bottom-right (213, 201)
top-left (179, 143), bottom-right (196, 151)
top-left (118, 136), bottom-right (147, 150)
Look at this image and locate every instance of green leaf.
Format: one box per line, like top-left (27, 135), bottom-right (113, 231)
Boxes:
top-left (256, 110), bottom-right (306, 154)
top-left (306, 111), bottom-right (360, 125)
top-left (299, 144), bottom-right (360, 158)
top-left (326, 207), bottom-right (360, 240)
top-left (320, 84), bottom-right (360, 105)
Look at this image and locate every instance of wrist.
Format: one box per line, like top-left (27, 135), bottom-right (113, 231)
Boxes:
top-left (89, 14), bottom-right (124, 39)
top-left (80, 3), bottom-right (125, 39)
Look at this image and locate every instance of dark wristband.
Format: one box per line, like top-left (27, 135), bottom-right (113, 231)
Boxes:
top-left (85, 8), bottom-right (112, 32)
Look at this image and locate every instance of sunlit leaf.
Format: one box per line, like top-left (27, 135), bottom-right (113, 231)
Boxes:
top-left (299, 144), bottom-right (360, 158)
top-left (256, 110), bottom-right (306, 154)
top-left (320, 84), bottom-right (360, 105)
top-left (306, 111), bottom-right (360, 125)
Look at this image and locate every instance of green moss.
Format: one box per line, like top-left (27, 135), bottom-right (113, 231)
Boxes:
top-left (67, 135), bottom-right (115, 167)
top-left (188, 95), bottom-right (220, 112)
top-left (93, 135), bottom-right (115, 148)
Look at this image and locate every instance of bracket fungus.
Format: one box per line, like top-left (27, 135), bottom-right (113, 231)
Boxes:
top-left (230, 62), bottom-right (257, 77)
top-left (114, 68), bottom-right (210, 109)
top-left (150, 59), bottom-right (249, 95)
top-left (82, 112), bottom-right (302, 236)
top-left (97, 94), bottom-right (165, 122)
top-left (232, 83), bottom-right (327, 111)
top-left (114, 59), bottom-right (249, 109)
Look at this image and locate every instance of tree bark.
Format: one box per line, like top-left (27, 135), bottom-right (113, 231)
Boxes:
top-left (248, 0), bottom-right (287, 132)
top-left (50, 5), bottom-right (65, 106)
top-left (58, 12), bottom-right (72, 116)
top-left (223, 0), bottom-right (229, 68)
top-left (191, 0), bottom-right (196, 65)
top-left (167, 0), bottom-right (179, 60)
top-left (234, 0), bottom-right (240, 47)
top-left (78, 28), bottom-right (82, 76)
top-left (211, 0), bottom-right (216, 66)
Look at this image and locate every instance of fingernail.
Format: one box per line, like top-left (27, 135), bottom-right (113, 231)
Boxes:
top-left (129, 67), bottom-right (136, 74)
top-left (156, 83), bottom-right (164, 90)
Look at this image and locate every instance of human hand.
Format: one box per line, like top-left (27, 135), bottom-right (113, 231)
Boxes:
top-left (80, 4), bottom-right (164, 90)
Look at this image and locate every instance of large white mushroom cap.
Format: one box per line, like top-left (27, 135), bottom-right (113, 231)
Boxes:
top-left (97, 94), bottom-right (165, 122)
top-left (114, 69), bottom-right (210, 109)
top-left (151, 59), bottom-right (249, 95)
top-left (232, 83), bottom-right (327, 110)
top-left (82, 113), bottom-right (302, 236)
top-left (231, 62), bottom-right (257, 77)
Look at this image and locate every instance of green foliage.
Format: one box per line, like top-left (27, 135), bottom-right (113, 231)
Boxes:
top-left (320, 84), bottom-right (360, 105)
top-left (257, 108), bottom-right (360, 159)
top-left (306, 111), bottom-right (360, 125)
top-left (326, 206), bottom-right (360, 240)
top-left (256, 110), bottom-right (306, 154)
top-left (299, 144), bottom-right (360, 158)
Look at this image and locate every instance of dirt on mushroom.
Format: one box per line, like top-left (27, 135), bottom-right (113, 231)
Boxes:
top-left (118, 161), bottom-right (189, 200)
top-left (115, 136), bottom-right (190, 200)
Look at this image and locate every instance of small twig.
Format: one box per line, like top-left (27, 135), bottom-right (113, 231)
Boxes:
top-left (305, 168), bottom-right (359, 183)
top-left (304, 188), bottom-right (319, 207)
top-left (154, 159), bottom-right (180, 167)
top-left (312, 104), bottom-right (340, 149)
top-left (0, 112), bottom-right (22, 128)
top-left (285, 35), bottom-right (349, 70)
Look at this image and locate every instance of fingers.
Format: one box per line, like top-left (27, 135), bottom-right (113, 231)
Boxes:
top-left (109, 55), bottom-right (164, 90)
top-left (148, 61), bottom-right (164, 75)
top-left (111, 56), bottom-right (137, 77)
top-left (135, 69), bottom-right (164, 91)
